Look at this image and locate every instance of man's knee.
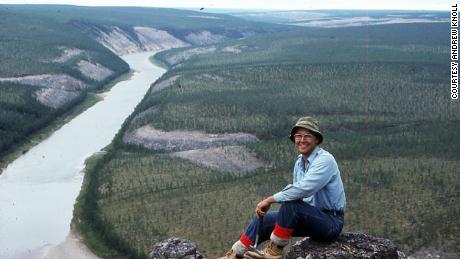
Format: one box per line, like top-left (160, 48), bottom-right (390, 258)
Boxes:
top-left (280, 200), bottom-right (309, 211)
top-left (279, 200), bottom-right (321, 220)
top-left (279, 200), bottom-right (303, 217)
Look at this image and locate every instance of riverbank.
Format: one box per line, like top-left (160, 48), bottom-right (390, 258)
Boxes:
top-left (0, 71), bottom-right (134, 175)
top-left (44, 229), bottom-right (100, 259)
top-left (71, 53), bottom-right (168, 258)
top-left (0, 51), bottom-right (163, 258)
top-left (72, 149), bottom-right (127, 258)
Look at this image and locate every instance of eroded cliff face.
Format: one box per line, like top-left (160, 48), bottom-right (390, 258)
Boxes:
top-left (75, 21), bottom-right (234, 56)
top-left (134, 27), bottom-right (191, 52)
top-left (184, 30), bottom-right (225, 45)
top-left (0, 74), bottom-right (88, 91)
top-left (2, 18), bottom-right (243, 110)
top-left (0, 48), bottom-right (116, 109)
top-left (77, 60), bottom-right (114, 82)
top-left (163, 46), bottom-right (217, 67)
top-left (0, 73), bottom-right (86, 108)
top-left (87, 25), bottom-right (190, 55)
top-left (0, 23), bottom-right (192, 109)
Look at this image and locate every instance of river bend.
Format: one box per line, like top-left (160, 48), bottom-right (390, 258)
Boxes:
top-left (0, 51), bottom-right (165, 258)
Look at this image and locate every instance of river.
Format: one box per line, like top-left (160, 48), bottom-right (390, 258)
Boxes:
top-left (0, 51), bottom-right (165, 259)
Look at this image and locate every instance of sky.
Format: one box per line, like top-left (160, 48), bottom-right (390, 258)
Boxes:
top-left (0, 0), bottom-right (451, 11)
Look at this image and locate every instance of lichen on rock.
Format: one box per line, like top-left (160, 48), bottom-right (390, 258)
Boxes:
top-left (149, 238), bottom-right (205, 259)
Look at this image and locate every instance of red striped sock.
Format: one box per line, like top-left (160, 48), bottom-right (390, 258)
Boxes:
top-left (239, 233), bottom-right (253, 248)
top-left (273, 224), bottom-right (294, 240)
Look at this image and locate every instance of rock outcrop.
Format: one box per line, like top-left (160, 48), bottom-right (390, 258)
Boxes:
top-left (51, 47), bottom-right (83, 63)
top-left (409, 248), bottom-right (459, 259)
top-left (149, 238), bottom-right (205, 259)
top-left (0, 74), bottom-right (88, 90)
top-left (170, 145), bottom-right (264, 175)
top-left (222, 45), bottom-right (243, 53)
top-left (0, 74), bottom-right (89, 108)
top-left (134, 27), bottom-right (190, 51)
top-left (35, 88), bottom-right (80, 109)
top-left (286, 232), bottom-right (399, 259)
top-left (77, 60), bottom-right (114, 81)
top-left (123, 124), bottom-right (263, 174)
top-left (184, 31), bottom-right (224, 45)
top-left (87, 25), bottom-right (189, 55)
top-left (149, 233), bottom-right (410, 259)
top-left (163, 46), bottom-right (216, 66)
top-left (123, 125), bottom-right (258, 152)
top-left (149, 75), bottom-right (181, 94)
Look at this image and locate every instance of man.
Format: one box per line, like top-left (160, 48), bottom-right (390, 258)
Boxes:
top-left (218, 116), bottom-right (346, 259)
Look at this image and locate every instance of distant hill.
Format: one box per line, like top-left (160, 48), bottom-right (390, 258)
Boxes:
top-left (230, 9), bottom-right (449, 28)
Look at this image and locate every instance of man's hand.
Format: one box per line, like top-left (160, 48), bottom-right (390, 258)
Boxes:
top-left (255, 196), bottom-right (276, 218)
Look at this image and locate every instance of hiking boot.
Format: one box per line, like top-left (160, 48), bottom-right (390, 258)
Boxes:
top-left (245, 241), bottom-right (284, 259)
top-left (217, 249), bottom-right (244, 259)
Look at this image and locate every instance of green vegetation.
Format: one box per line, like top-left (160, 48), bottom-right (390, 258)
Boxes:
top-left (76, 19), bottom-right (459, 258)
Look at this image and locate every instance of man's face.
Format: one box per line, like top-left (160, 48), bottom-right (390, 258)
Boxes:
top-left (293, 128), bottom-right (319, 156)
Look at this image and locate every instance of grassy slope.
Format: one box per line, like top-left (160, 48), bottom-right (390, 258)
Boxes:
top-left (79, 21), bottom-right (458, 259)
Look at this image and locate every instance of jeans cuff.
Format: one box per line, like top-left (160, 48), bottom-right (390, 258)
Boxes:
top-left (270, 232), bottom-right (289, 247)
top-left (232, 240), bottom-right (249, 255)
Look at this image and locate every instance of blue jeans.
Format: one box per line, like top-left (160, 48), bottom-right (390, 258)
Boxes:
top-left (243, 200), bottom-right (344, 245)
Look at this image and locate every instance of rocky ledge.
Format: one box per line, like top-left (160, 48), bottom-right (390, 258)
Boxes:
top-left (149, 233), bottom-right (408, 259)
top-left (287, 232), bottom-right (401, 259)
top-left (149, 238), bottom-right (206, 259)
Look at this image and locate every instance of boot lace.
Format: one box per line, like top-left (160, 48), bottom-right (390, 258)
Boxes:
top-left (266, 242), bottom-right (282, 256)
top-left (226, 249), bottom-right (234, 257)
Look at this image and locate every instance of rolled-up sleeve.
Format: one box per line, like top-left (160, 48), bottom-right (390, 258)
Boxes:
top-left (273, 155), bottom-right (335, 202)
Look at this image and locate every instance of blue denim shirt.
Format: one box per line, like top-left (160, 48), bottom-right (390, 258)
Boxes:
top-left (273, 146), bottom-right (346, 211)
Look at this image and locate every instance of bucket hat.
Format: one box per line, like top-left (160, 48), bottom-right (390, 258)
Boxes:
top-left (289, 116), bottom-right (323, 144)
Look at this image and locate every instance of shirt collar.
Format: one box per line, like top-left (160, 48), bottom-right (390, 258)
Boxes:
top-left (306, 146), bottom-right (321, 164)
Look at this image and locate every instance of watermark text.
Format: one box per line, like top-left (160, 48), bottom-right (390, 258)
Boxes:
top-left (452, 4), bottom-right (459, 99)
